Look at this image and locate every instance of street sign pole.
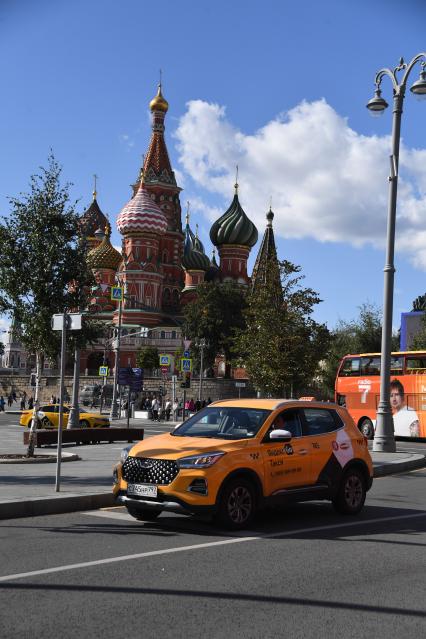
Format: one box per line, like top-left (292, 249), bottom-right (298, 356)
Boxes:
top-left (55, 312), bottom-right (67, 492)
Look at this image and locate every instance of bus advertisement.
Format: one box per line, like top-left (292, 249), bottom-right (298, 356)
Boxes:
top-left (335, 351), bottom-right (426, 439)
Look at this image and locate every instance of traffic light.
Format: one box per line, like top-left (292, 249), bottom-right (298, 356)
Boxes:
top-left (180, 372), bottom-right (191, 388)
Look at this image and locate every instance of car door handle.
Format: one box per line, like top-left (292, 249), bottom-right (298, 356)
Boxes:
top-left (298, 449), bottom-right (309, 455)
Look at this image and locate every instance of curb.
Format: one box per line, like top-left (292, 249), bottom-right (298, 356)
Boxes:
top-left (0, 492), bottom-right (114, 520)
top-left (373, 454), bottom-right (425, 477)
top-left (0, 456), bottom-right (424, 521)
top-left (0, 452), bottom-right (80, 464)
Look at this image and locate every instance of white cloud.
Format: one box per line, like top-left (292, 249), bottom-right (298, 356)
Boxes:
top-left (119, 133), bottom-right (135, 149)
top-left (0, 316), bottom-right (10, 334)
top-left (175, 99), bottom-right (426, 266)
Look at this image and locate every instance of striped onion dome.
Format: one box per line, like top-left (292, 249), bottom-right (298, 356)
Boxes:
top-left (117, 183), bottom-right (168, 235)
top-left (210, 186), bottom-right (258, 248)
top-left (182, 220), bottom-right (210, 271)
top-left (87, 224), bottom-right (122, 270)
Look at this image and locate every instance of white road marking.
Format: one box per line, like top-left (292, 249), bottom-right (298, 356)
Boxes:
top-left (0, 511), bottom-right (425, 584)
top-left (85, 509), bottom-right (134, 521)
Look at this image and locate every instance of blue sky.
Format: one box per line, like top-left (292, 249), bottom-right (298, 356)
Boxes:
top-left (1, 0), bottom-right (426, 333)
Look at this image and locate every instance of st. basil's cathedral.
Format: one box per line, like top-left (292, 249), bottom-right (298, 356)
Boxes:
top-left (9, 84), bottom-right (277, 377)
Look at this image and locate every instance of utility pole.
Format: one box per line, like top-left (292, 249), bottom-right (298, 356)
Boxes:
top-left (110, 294), bottom-right (123, 420)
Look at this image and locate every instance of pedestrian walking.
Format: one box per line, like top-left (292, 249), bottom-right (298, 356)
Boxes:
top-left (195, 399), bottom-right (201, 412)
top-left (7, 394), bottom-right (13, 407)
top-left (152, 397), bottom-right (159, 422)
top-left (172, 399), bottom-right (178, 421)
top-left (28, 396), bottom-right (34, 410)
top-left (20, 396), bottom-right (26, 410)
top-left (165, 399), bottom-right (172, 421)
top-left (0, 395), bottom-right (5, 412)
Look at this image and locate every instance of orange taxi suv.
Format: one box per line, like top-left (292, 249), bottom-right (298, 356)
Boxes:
top-left (113, 399), bottom-right (373, 529)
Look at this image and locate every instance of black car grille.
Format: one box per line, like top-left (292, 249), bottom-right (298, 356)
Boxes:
top-left (122, 456), bottom-right (179, 485)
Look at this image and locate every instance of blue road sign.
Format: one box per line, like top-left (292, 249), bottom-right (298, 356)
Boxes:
top-left (183, 350), bottom-right (190, 357)
top-left (181, 358), bottom-right (192, 372)
top-left (118, 367), bottom-right (143, 391)
top-left (111, 286), bottom-right (123, 302)
top-left (99, 365), bottom-right (109, 376)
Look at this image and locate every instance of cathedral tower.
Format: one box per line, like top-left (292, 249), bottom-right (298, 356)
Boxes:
top-left (210, 181), bottom-right (258, 285)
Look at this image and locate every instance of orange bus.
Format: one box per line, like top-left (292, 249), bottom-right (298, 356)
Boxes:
top-left (335, 351), bottom-right (426, 439)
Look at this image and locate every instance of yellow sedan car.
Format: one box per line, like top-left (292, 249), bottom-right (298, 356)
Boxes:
top-left (20, 404), bottom-right (110, 429)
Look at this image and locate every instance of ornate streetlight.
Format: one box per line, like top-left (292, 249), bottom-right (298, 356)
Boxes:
top-left (366, 53), bottom-right (426, 452)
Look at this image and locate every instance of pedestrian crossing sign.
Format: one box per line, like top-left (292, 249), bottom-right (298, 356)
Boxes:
top-left (99, 366), bottom-right (109, 376)
top-left (111, 286), bottom-right (123, 301)
top-left (159, 354), bottom-right (171, 366)
top-left (181, 358), bottom-right (192, 372)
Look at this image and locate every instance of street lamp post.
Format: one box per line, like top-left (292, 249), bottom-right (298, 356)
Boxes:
top-left (195, 338), bottom-right (209, 403)
top-left (366, 54), bottom-right (426, 453)
top-left (110, 296), bottom-right (123, 420)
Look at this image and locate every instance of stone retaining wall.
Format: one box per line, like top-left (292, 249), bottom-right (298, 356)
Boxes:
top-left (0, 373), bottom-right (256, 403)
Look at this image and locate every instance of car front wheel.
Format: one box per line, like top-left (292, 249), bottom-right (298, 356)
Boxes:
top-left (332, 468), bottom-right (366, 515)
top-left (216, 478), bottom-right (256, 530)
top-left (79, 420), bottom-right (90, 428)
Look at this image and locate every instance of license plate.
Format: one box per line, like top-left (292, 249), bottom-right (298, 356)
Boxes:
top-left (127, 483), bottom-right (157, 498)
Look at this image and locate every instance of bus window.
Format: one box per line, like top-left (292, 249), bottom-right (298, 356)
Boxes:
top-left (338, 358), bottom-right (361, 377)
top-left (406, 356), bottom-right (426, 373)
top-left (361, 356), bottom-right (381, 375)
top-left (390, 356), bottom-right (403, 373)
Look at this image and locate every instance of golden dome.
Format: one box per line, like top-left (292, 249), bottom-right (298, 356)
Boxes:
top-left (87, 224), bottom-right (122, 271)
top-left (149, 83), bottom-right (169, 113)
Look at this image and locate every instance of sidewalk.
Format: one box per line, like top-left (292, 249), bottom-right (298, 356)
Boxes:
top-left (0, 416), bottom-right (424, 520)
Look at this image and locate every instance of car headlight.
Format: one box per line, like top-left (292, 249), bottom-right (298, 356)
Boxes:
top-left (121, 445), bottom-right (133, 463)
top-left (177, 452), bottom-right (226, 469)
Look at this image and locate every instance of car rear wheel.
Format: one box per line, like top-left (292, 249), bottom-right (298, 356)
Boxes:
top-left (126, 506), bottom-right (161, 521)
top-left (79, 420), bottom-right (90, 428)
top-left (359, 418), bottom-right (374, 439)
top-left (332, 468), bottom-right (366, 515)
top-left (216, 478), bottom-right (256, 530)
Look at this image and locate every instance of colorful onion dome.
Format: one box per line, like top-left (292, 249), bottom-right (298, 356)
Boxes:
top-left (87, 223), bottom-right (122, 270)
top-left (210, 185), bottom-right (258, 248)
top-left (79, 196), bottom-right (108, 238)
top-left (149, 83), bottom-right (169, 113)
top-left (182, 218), bottom-right (210, 271)
top-left (117, 183), bottom-right (168, 235)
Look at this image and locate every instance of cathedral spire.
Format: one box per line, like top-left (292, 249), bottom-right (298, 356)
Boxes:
top-left (251, 205), bottom-right (280, 291)
top-left (142, 82), bottom-right (176, 188)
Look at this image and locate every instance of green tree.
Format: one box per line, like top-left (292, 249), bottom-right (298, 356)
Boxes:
top-left (0, 154), bottom-right (99, 454)
top-left (412, 294), bottom-right (426, 311)
top-left (183, 281), bottom-right (247, 373)
top-left (136, 346), bottom-right (159, 371)
top-left (410, 315), bottom-right (426, 349)
top-left (233, 259), bottom-right (330, 397)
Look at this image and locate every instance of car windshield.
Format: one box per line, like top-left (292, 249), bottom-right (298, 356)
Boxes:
top-left (172, 407), bottom-right (271, 439)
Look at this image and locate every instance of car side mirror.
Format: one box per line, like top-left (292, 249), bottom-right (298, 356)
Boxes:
top-left (269, 429), bottom-right (292, 442)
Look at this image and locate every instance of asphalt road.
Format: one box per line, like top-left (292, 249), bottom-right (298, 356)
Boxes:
top-left (0, 467), bottom-right (425, 639)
